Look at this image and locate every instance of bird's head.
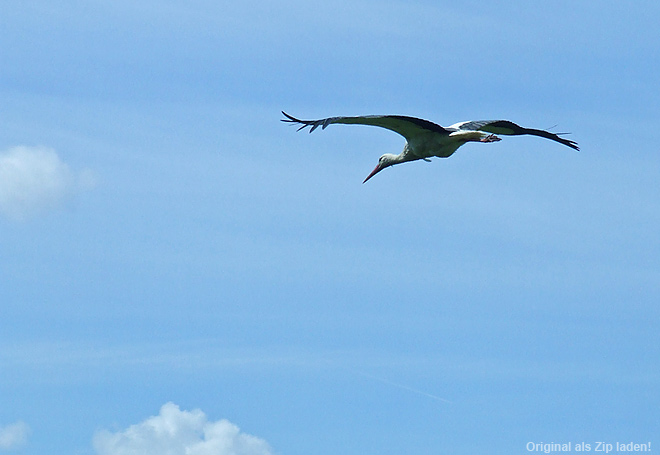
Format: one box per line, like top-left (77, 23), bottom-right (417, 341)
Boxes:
top-left (363, 154), bottom-right (398, 183)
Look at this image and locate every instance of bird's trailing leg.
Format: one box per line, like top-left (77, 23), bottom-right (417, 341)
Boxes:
top-left (480, 134), bottom-right (501, 143)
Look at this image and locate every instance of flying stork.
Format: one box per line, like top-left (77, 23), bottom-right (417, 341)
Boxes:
top-left (281, 111), bottom-right (579, 183)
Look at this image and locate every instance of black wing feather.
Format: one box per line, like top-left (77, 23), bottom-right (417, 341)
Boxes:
top-left (459, 120), bottom-right (579, 151)
top-left (281, 111), bottom-right (448, 141)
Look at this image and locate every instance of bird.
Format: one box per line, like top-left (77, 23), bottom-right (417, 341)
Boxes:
top-left (281, 111), bottom-right (579, 183)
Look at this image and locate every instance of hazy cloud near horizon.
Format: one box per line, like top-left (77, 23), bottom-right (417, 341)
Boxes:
top-left (0, 421), bottom-right (30, 451)
top-left (0, 146), bottom-right (95, 221)
top-left (93, 403), bottom-right (272, 455)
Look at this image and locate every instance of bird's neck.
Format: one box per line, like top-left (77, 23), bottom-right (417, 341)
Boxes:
top-left (394, 144), bottom-right (419, 163)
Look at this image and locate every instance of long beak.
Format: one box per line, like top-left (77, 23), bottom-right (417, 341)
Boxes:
top-left (363, 164), bottom-right (383, 184)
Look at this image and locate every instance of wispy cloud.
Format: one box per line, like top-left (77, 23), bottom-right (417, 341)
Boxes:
top-left (0, 421), bottom-right (29, 451)
top-left (0, 146), bottom-right (95, 220)
top-left (93, 402), bottom-right (271, 455)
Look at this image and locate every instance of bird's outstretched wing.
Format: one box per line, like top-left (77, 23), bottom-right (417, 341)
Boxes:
top-left (282, 111), bottom-right (448, 142)
top-left (456, 120), bottom-right (579, 150)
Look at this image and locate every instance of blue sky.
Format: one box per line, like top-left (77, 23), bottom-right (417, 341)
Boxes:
top-left (1, 1), bottom-right (659, 454)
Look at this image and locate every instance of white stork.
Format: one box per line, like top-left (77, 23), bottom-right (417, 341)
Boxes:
top-left (282, 111), bottom-right (579, 183)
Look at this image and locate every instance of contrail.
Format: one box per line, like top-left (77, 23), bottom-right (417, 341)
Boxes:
top-left (354, 370), bottom-right (452, 404)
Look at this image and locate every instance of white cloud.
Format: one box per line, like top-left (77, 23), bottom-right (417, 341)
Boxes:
top-left (0, 146), bottom-right (95, 220)
top-left (0, 421), bottom-right (30, 450)
top-left (93, 402), bottom-right (271, 455)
